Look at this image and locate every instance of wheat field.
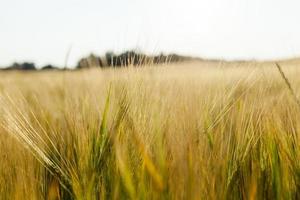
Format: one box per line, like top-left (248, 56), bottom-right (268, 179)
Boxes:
top-left (1, 61), bottom-right (300, 199)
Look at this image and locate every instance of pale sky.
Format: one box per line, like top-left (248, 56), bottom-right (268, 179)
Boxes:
top-left (1, 0), bottom-right (300, 67)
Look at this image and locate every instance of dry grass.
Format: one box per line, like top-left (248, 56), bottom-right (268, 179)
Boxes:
top-left (1, 61), bottom-right (300, 199)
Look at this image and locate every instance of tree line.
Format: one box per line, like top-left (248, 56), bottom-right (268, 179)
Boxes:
top-left (1, 50), bottom-right (193, 71)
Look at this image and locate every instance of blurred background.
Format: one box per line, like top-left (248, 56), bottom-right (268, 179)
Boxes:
top-left (1, 0), bottom-right (300, 67)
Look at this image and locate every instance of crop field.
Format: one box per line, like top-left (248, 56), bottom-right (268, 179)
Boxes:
top-left (1, 61), bottom-right (300, 199)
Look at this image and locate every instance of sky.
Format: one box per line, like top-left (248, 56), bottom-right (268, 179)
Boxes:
top-left (1, 0), bottom-right (300, 67)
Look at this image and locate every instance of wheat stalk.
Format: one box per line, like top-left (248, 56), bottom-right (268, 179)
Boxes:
top-left (275, 63), bottom-right (300, 108)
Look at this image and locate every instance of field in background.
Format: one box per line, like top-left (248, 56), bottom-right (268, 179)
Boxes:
top-left (1, 61), bottom-right (300, 199)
